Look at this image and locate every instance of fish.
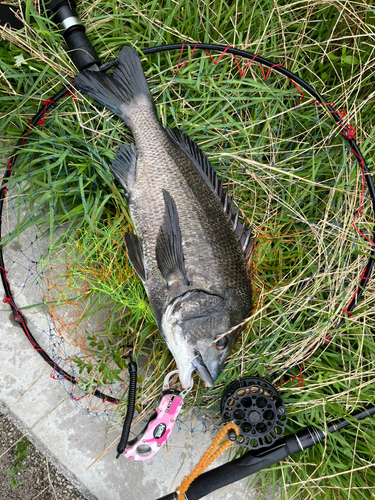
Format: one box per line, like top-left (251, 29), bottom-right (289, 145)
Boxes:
top-left (74, 46), bottom-right (253, 389)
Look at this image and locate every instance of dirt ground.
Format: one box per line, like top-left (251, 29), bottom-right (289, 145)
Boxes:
top-left (0, 411), bottom-right (88, 500)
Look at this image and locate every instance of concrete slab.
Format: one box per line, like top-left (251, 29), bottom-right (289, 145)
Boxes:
top-left (0, 310), bottom-right (257, 500)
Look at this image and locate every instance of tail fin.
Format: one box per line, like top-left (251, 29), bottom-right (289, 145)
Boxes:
top-left (74, 46), bottom-right (153, 120)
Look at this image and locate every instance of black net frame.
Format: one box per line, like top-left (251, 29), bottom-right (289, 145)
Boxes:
top-left (1, 43), bottom-right (374, 405)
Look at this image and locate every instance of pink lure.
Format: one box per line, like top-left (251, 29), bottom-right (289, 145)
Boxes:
top-left (124, 393), bottom-right (184, 461)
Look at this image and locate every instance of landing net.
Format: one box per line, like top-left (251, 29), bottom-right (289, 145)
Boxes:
top-left (1, 45), bottom-right (373, 419)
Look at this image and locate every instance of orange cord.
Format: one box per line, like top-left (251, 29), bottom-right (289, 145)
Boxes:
top-left (177, 422), bottom-right (239, 500)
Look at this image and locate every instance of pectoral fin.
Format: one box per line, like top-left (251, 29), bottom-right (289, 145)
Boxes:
top-left (155, 190), bottom-right (188, 287)
top-left (124, 232), bottom-right (146, 282)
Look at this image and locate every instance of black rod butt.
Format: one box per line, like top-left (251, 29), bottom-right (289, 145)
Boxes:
top-left (155, 493), bottom-right (178, 500)
top-left (44, 0), bottom-right (100, 71)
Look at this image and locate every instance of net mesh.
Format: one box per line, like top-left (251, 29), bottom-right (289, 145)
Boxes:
top-left (2, 47), bottom-right (373, 419)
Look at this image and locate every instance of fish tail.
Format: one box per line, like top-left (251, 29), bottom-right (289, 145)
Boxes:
top-left (74, 46), bottom-right (154, 122)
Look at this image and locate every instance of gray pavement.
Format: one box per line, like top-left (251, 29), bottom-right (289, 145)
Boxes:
top-left (0, 309), bottom-right (258, 500)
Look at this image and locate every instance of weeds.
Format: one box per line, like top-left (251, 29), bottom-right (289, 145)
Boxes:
top-left (6, 437), bottom-right (31, 491)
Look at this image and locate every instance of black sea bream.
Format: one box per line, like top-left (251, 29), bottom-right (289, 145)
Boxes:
top-left (74, 46), bottom-right (253, 388)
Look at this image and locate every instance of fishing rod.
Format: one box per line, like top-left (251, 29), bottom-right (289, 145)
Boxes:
top-left (156, 405), bottom-right (375, 500)
top-left (45, 0), bottom-right (100, 71)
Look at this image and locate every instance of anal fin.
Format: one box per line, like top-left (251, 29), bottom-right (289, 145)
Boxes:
top-left (156, 190), bottom-right (188, 287)
top-left (124, 232), bottom-right (146, 282)
top-left (109, 143), bottom-right (137, 196)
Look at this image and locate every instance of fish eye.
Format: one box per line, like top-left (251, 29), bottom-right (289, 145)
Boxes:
top-left (214, 335), bottom-right (228, 350)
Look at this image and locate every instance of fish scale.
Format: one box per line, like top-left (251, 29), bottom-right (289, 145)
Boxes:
top-left (74, 46), bottom-right (252, 388)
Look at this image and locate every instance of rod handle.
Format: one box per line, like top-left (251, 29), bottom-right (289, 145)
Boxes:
top-left (155, 493), bottom-right (179, 500)
top-left (44, 0), bottom-right (100, 71)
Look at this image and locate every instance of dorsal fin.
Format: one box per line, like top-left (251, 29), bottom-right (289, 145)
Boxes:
top-left (166, 127), bottom-right (253, 256)
top-left (166, 127), bottom-right (217, 196)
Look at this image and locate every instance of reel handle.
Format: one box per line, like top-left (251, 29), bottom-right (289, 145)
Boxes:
top-left (44, 0), bottom-right (100, 71)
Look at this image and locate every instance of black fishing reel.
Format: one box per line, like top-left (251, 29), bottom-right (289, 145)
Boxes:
top-left (221, 377), bottom-right (287, 449)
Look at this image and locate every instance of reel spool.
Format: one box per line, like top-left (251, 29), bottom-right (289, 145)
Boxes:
top-left (221, 377), bottom-right (287, 449)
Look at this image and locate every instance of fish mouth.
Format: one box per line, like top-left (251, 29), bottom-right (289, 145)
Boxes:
top-left (179, 364), bottom-right (195, 389)
top-left (191, 351), bottom-right (215, 387)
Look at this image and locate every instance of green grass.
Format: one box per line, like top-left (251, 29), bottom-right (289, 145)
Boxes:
top-left (1, 1), bottom-right (375, 499)
top-left (6, 437), bottom-right (31, 491)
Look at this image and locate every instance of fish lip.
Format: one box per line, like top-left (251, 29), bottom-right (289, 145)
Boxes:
top-left (191, 351), bottom-right (215, 387)
top-left (179, 365), bottom-right (195, 389)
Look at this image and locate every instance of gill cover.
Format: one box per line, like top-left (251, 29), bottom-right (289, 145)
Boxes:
top-left (162, 290), bottom-right (234, 388)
